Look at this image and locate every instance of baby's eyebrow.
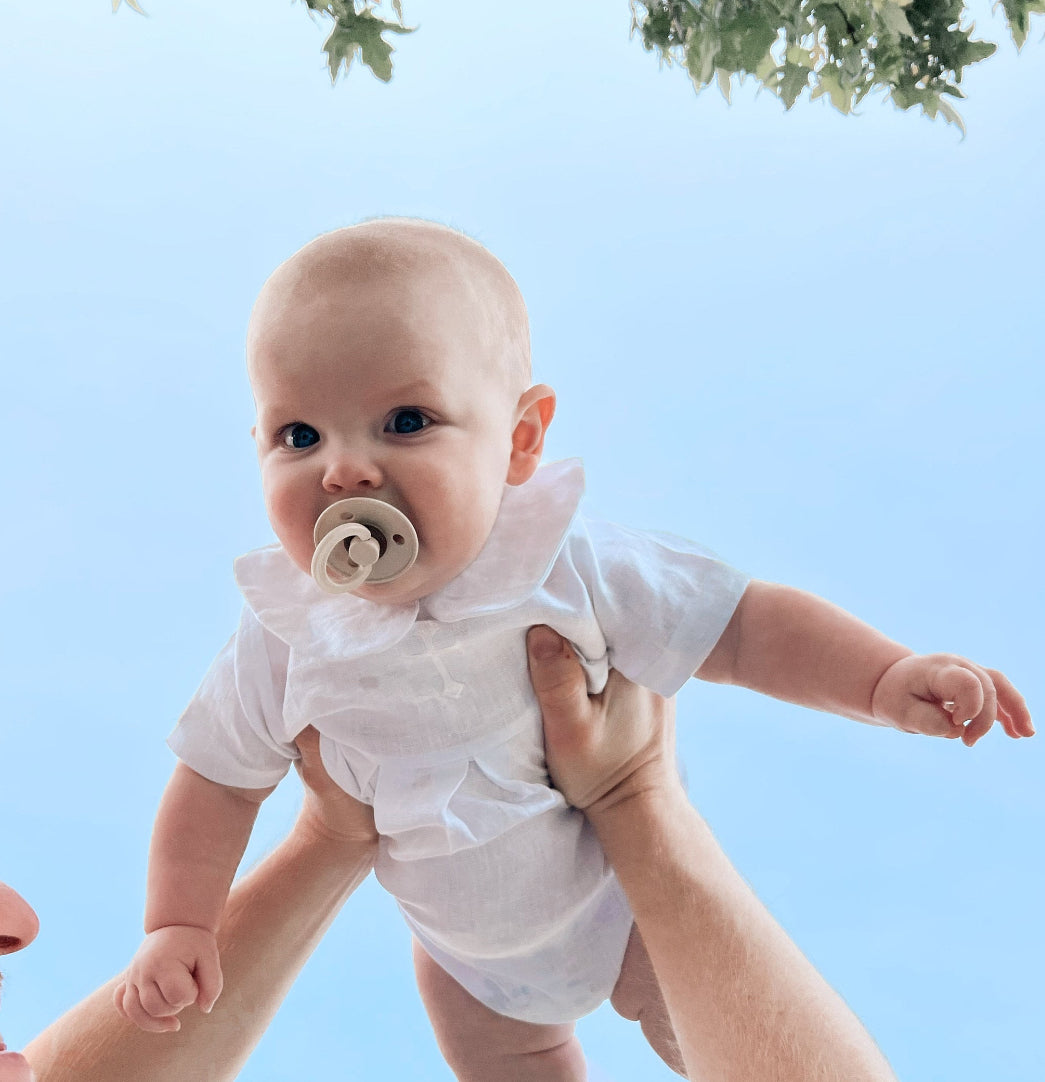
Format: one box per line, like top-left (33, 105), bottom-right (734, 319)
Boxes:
top-left (385, 378), bottom-right (442, 400)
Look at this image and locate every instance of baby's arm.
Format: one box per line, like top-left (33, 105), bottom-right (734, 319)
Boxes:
top-left (114, 762), bottom-right (275, 1032)
top-left (696, 582), bottom-right (1033, 745)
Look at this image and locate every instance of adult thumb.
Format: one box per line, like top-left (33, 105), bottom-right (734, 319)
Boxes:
top-left (526, 626), bottom-right (592, 735)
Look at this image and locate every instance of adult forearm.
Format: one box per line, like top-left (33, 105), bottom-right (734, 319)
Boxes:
top-left (727, 582), bottom-right (912, 724)
top-left (24, 810), bottom-right (375, 1082)
top-left (590, 788), bottom-right (898, 1082)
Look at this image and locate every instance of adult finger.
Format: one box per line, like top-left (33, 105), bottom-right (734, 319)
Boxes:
top-left (526, 626), bottom-right (593, 744)
top-left (294, 725), bottom-right (335, 795)
top-left (295, 723), bottom-right (322, 763)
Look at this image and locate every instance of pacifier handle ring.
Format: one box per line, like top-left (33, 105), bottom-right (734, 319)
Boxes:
top-left (311, 523), bottom-right (378, 594)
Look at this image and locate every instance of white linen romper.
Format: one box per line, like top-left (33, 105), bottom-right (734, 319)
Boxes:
top-left (169, 459), bottom-right (749, 1024)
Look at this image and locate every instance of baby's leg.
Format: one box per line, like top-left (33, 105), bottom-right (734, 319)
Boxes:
top-left (412, 938), bottom-right (588, 1082)
top-left (611, 924), bottom-right (687, 1077)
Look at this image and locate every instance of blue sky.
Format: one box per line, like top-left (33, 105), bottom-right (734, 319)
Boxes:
top-left (1, 2), bottom-right (1042, 1079)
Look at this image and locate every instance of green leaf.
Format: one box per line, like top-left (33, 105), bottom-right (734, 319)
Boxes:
top-left (684, 28), bottom-right (720, 87)
top-left (716, 9), bottom-right (778, 73)
top-left (778, 60), bottom-right (812, 107)
top-left (322, 7), bottom-right (415, 84)
top-left (755, 52), bottom-right (779, 82)
top-left (391, 0), bottom-right (405, 23)
top-left (716, 66), bottom-right (733, 102)
top-left (816, 3), bottom-right (852, 50)
top-left (840, 44), bottom-right (866, 82)
top-left (812, 66), bottom-right (853, 111)
top-left (937, 97), bottom-right (967, 135)
top-left (876, 1), bottom-right (914, 38)
top-left (998, 0), bottom-right (1045, 49)
top-left (785, 43), bottom-right (816, 69)
top-left (952, 37), bottom-right (998, 70)
top-left (890, 82), bottom-right (932, 109)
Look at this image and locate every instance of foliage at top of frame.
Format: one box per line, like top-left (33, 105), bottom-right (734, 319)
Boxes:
top-left (112, 0), bottom-right (1042, 126)
top-left (631, 0), bottom-right (1045, 131)
top-left (112, 0), bottom-right (414, 84)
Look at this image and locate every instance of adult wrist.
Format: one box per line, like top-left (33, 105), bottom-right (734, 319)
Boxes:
top-left (585, 768), bottom-right (692, 843)
top-left (291, 803), bottom-right (380, 856)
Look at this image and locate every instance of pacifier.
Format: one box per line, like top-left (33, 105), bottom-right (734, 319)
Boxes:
top-left (311, 498), bottom-right (419, 595)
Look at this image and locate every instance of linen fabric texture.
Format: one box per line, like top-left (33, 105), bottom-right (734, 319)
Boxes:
top-left (168, 458), bottom-right (749, 1024)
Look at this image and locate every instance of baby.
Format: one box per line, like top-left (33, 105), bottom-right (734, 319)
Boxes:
top-left (115, 218), bottom-right (1033, 1077)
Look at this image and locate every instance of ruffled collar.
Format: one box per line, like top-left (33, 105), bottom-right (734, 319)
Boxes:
top-left (233, 458), bottom-right (585, 657)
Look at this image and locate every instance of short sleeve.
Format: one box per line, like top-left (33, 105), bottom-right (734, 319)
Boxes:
top-left (167, 604), bottom-right (297, 788)
top-left (577, 518), bottom-right (749, 698)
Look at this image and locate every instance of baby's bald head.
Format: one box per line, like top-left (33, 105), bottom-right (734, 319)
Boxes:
top-left (245, 220), bottom-right (555, 602)
top-left (247, 218), bottom-right (531, 396)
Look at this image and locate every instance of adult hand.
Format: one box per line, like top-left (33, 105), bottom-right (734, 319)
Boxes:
top-left (525, 625), bottom-right (678, 814)
top-left (293, 726), bottom-right (379, 846)
top-left (527, 625), bottom-right (900, 1082)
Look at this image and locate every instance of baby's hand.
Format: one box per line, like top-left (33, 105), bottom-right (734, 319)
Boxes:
top-left (871, 654), bottom-right (1034, 747)
top-left (113, 925), bottom-right (223, 1032)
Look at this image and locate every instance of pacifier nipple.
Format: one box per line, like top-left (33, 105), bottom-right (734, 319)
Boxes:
top-left (311, 498), bottom-right (419, 595)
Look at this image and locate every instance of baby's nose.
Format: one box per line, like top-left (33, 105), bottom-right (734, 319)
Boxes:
top-left (0, 883), bottom-right (40, 955)
top-left (321, 446), bottom-right (384, 494)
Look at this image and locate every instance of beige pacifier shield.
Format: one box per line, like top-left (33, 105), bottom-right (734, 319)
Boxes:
top-left (313, 498), bottom-right (419, 585)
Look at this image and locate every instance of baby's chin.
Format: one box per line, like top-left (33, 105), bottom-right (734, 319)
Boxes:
top-left (297, 536), bottom-right (476, 607)
top-left (287, 544), bottom-right (431, 605)
top-left (351, 562), bottom-right (448, 608)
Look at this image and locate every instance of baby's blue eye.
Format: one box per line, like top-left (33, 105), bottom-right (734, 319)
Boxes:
top-left (387, 409), bottom-right (429, 435)
top-left (282, 423), bottom-right (320, 449)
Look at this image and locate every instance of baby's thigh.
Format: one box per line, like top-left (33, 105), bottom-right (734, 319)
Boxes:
top-left (412, 939), bottom-right (586, 1082)
top-left (611, 924), bottom-right (687, 1077)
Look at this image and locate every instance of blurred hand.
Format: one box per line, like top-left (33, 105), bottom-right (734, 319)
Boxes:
top-left (293, 726), bottom-right (378, 846)
top-left (113, 925), bottom-right (222, 1033)
top-left (526, 625), bottom-right (679, 814)
top-left (871, 653), bottom-right (1034, 747)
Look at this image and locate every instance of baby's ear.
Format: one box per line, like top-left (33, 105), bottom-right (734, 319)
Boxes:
top-left (507, 384), bottom-right (556, 486)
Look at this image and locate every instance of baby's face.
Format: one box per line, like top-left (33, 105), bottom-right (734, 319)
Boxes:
top-left (249, 268), bottom-right (529, 605)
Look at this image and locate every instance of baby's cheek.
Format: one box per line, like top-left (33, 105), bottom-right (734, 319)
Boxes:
top-left (267, 498), bottom-right (314, 572)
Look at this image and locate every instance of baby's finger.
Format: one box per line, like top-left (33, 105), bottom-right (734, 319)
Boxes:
top-left (927, 663), bottom-right (981, 734)
top-left (961, 669), bottom-right (999, 747)
top-left (898, 699), bottom-right (963, 739)
top-left (117, 982), bottom-right (182, 1033)
top-left (986, 668), bottom-right (1035, 738)
top-left (113, 979), bottom-right (129, 1020)
top-left (154, 968), bottom-right (199, 1012)
top-left (194, 952), bottom-right (224, 1014)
